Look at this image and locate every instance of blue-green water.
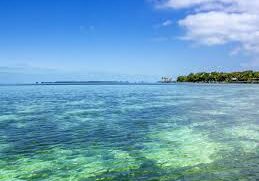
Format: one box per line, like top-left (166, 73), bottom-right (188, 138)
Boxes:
top-left (0, 84), bottom-right (259, 180)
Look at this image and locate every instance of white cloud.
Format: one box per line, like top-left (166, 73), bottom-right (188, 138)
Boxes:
top-left (159, 0), bottom-right (259, 13)
top-left (160, 0), bottom-right (211, 9)
top-left (162, 20), bottom-right (173, 26)
top-left (156, 0), bottom-right (259, 55)
top-left (153, 19), bottom-right (173, 29)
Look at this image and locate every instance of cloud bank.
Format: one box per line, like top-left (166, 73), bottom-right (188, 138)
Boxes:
top-left (156, 0), bottom-right (259, 55)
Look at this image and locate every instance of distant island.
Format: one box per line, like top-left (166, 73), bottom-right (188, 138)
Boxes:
top-left (38, 81), bottom-right (130, 85)
top-left (177, 71), bottom-right (259, 84)
top-left (36, 81), bottom-right (159, 85)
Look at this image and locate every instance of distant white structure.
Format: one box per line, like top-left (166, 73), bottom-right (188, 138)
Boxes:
top-left (161, 77), bottom-right (173, 83)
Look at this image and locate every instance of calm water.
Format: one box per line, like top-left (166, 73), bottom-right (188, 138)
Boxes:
top-left (0, 84), bottom-right (259, 180)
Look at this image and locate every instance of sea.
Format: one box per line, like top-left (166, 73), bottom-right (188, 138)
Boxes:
top-left (0, 84), bottom-right (259, 180)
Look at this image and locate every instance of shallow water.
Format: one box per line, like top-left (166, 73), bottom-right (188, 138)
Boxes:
top-left (0, 84), bottom-right (259, 180)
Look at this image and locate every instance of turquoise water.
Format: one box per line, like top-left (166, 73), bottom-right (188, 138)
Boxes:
top-left (0, 84), bottom-right (259, 180)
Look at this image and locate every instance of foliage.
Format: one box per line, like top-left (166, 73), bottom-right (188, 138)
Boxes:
top-left (177, 71), bottom-right (259, 83)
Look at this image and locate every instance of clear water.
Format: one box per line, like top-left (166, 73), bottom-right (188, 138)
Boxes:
top-left (0, 84), bottom-right (259, 180)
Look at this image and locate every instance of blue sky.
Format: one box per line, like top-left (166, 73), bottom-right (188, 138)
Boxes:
top-left (0, 0), bottom-right (258, 83)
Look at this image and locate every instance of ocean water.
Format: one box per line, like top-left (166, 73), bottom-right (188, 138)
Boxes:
top-left (0, 84), bottom-right (259, 180)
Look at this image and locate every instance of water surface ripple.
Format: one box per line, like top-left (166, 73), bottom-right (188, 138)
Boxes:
top-left (0, 84), bottom-right (259, 180)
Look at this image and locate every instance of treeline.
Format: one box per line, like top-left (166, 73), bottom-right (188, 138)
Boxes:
top-left (177, 71), bottom-right (259, 83)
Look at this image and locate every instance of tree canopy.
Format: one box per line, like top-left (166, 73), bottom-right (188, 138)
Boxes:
top-left (177, 71), bottom-right (259, 83)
